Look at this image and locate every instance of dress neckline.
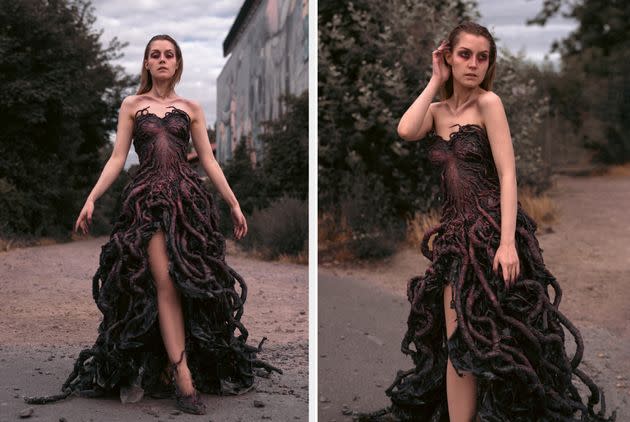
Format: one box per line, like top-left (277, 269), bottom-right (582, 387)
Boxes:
top-left (434, 123), bottom-right (486, 143)
top-left (134, 105), bottom-right (191, 122)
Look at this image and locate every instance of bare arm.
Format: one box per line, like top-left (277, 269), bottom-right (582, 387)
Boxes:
top-left (397, 40), bottom-right (451, 141)
top-left (75, 96), bottom-right (134, 234)
top-left (397, 78), bottom-right (439, 141)
top-left (189, 101), bottom-right (239, 208)
top-left (480, 92), bottom-right (520, 286)
top-left (189, 101), bottom-right (247, 239)
top-left (87, 97), bottom-right (134, 202)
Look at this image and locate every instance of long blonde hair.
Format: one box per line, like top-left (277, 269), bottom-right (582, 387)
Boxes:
top-left (439, 21), bottom-right (497, 100)
top-left (136, 34), bottom-right (184, 95)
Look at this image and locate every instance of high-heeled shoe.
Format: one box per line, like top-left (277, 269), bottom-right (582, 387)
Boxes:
top-left (168, 349), bottom-right (207, 415)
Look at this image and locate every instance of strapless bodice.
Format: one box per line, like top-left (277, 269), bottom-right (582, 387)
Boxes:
top-left (132, 106), bottom-right (191, 167)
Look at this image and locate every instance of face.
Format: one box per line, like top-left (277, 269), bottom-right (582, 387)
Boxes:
top-left (445, 32), bottom-right (490, 87)
top-left (144, 39), bottom-right (179, 80)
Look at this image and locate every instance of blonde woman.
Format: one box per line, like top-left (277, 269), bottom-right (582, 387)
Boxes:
top-left (24, 34), bottom-right (279, 415)
top-left (360, 21), bottom-right (616, 422)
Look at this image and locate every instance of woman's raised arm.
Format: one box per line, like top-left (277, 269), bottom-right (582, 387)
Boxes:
top-left (397, 40), bottom-right (451, 141)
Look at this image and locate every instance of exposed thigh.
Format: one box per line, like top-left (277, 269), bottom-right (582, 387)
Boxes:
top-left (147, 229), bottom-right (173, 290)
top-left (443, 281), bottom-right (458, 339)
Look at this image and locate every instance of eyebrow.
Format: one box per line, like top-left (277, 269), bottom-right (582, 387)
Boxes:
top-left (150, 49), bottom-right (174, 53)
top-left (457, 47), bottom-right (489, 54)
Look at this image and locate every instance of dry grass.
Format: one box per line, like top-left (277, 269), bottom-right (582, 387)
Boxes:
top-left (518, 186), bottom-right (559, 229)
top-left (0, 236), bottom-right (66, 253)
top-left (405, 208), bottom-right (441, 248)
top-left (382, 188), bottom-right (559, 252)
top-left (277, 250), bottom-right (309, 265)
top-left (318, 211), bottom-right (354, 263)
top-left (323, 188), bottom-right (561, 264)
top-left (602, 163), bottom-right (630, 178)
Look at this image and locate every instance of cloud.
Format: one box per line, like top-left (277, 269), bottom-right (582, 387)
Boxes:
top-left (92, 0), bottom-right (242, 124)
top-left (90, 0), bottom-right (244, 167)
top-left (477, 0), bottom-right (578, 65)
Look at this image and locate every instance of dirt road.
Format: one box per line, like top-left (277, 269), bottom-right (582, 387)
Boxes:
top-left (0, 238), bottom-right (308, 422)
top-left (319, 173), bottom-right (630, 421)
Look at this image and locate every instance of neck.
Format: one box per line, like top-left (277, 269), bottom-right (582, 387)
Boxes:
top-left (449, 82), bottom-right (478, 108)
top-left (149, 79), bottom-right (176, 101)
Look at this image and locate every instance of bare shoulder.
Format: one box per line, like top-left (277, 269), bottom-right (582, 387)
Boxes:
top-left (119, 95), bottom-right (142, 121)
top-left (428, 101), bottom-right (443, 119)
top-left (478, 90), bottom-right (503, 110)
top-left (430, 101), bottom-right (442, 112)
top-left (179, 98), bottom-right (204, 122)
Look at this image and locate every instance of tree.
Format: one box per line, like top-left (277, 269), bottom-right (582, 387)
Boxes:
top-left (0, 0), bottom-right (136, 237)
top-left (258, 91), bottom-right (308, 202)
top-left (319, 0), bottom-right (551, 224)
top-left (319, 0), bottom-right (480, 222)
top-left (527, 0), bottom-right (630, 163)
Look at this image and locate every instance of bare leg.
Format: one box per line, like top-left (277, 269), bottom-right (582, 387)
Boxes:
top-left (147, 228), bottom-right (195, 395)
top-left (444, 281), bottom-right (479, 422)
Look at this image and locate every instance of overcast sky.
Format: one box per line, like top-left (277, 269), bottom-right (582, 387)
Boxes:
top-left (477, 0), bottom-right (577, 65)
top-left (92, 0), bottom-right (242, 127)
top-left (89, 0), bottom-right (578, 166)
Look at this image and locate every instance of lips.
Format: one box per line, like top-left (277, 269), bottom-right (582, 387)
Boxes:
top-left (465, 73), bottom-right (476, 77)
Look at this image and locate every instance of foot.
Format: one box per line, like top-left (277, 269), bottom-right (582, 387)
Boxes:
top-left (168, 350), bottom-right (207, 415)
top-left (173, 364), bottom-right (195, 396)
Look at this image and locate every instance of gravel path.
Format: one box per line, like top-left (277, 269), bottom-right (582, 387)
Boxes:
top-left (0, 238), bottom-right (308, 422)
top-left (319, 173), bottom-right (630, 421)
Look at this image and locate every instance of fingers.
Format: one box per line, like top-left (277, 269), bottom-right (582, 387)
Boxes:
top-left (75, 210), bottom-right (91, 235)
top-left (501, 265), bottom-right (512, 285)
top-left (233, 222), bottom-right (244, 240)
top-left (436, 40), bottom-right (450, 53)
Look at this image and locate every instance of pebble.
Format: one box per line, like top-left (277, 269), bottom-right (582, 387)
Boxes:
top-left (254, 400), bottom-right (265, 408)
top-left (18, 407), bottom-right (34, 418)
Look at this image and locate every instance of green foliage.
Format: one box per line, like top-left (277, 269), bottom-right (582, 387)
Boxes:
top-left (214, 93), bottom-right (308, 258)
top-left (212, 136), bottom-right (266, 236)
top-left (339, 166), bottom-right (406, 259)
top-left (319, 0), bottom-right (478, 223)
top-left (527, 0), bottom-right (628, 58)
top-left (318, 0), bottom-right (552, 229)
top-left (527, 0), bottom-right (630, 164)
top-left (0, 0), bottom-right (135, 238)
top-left (259, 91), bottom-right (308, 202)
top-left (491, 49), bottom-right (552, 193)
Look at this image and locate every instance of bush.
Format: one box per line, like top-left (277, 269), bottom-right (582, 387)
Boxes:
top-left (319, 166), bottom-right (406, 262)
top-left (240, 197), bottom-right (308, 260)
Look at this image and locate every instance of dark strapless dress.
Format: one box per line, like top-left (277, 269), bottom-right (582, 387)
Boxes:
top-left (24, 105), bottom-right (280, 405)
top-left (359, 124), bottom-right (617, 421)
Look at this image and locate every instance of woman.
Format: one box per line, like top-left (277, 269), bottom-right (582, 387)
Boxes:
top-left (24, 34), bottom-right (279, 415)
top-left (360, 22), bottom-right (617, 422)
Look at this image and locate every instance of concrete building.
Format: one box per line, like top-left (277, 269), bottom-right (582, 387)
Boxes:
top-left (215, 0), bottom-right (308, 163)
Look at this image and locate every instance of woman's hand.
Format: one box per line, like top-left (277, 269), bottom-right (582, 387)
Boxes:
top-left (230, 205), bottom-right (248, 240)
top-left (74, 200), bottom-right (94, 235)
top-left (431, 39), bottom-right (451, 85)
top-left (493, 242), bottom-right (520, 289)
